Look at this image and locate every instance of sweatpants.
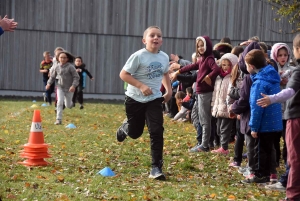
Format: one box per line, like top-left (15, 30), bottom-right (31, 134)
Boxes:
top-left (56, 87), bottom-right (73, 120)
top-left (233, 120), bottom-right (245, 163)
top-left (198, 92), bottom-right (212, 148)
top-left (286, 118), bottom-right (300, 200)
top-left (72, 85), bottom-right (84, 105)
top-left (125, 96), bottom-right (165, 168)
top-left (216, 117), bottom-right (234, 150)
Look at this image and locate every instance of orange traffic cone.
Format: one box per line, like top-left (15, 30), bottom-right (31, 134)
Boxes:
top-left (18, 110), bottom-right (51, 166)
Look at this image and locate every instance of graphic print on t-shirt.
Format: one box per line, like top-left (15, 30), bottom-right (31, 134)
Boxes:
top-left (147, 61), bottom-right (163, 79)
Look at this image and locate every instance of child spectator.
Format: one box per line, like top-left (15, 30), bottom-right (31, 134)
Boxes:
top-left (241, 49), bottom-right (282, 184)
top-left (270, 43), bottom-right (295, 165)
top-left (231, 46), bottom-right (244, 58)
top-left (40, 51), bottom-right (55, 105)
top-left (72, 56), bottom-right (94, 109)
top-left (172, 36), bottom-right (220, 152)
top-left (229, 42), bottom-right (262, 177)
top-left (116, 26), bottom-right (172, 180)
top-left (173, 91), bottom-right (189, 122)
top-left (46, 51), bottom-right (79, 125)
top-left (257, 33), bottom-right (300, 201)
top-left (211, 53), bottom-right (238, 155)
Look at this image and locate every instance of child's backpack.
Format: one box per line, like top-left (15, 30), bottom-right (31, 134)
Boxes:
top-left (82, 71), bottom-right (87, 89)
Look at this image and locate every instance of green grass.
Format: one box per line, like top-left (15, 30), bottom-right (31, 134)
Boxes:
top-left (0, 98), bottom-right (285, 200)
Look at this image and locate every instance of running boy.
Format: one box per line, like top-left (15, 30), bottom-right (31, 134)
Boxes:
top-left (116, 26), bottom-right (172, 180)
top-left (40, 51), bottom-right (55, 105)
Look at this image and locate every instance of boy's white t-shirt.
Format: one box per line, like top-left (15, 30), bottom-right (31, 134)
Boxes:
top-left (123, 48), bottom-right (169, 103)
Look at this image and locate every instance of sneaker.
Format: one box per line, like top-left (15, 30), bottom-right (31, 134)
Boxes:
top-left (245, 173), bottom-right (255, 179)
top-left (80, 105), bottom-right (84, 110)
top-left (54, 119), bottom-right (62, 125)
top-left (242, 152), bottom-right (248, 159)
top-left (243, 169), bottom-right (252, 177)
top-left (238, 167), bottom-right (249, 174)
top-left (211, 147), bottom-right (229, 155)
top-left (270, 174), bottom-right (278, 182)
top-left (43, 93), bottom-right (47, 102)
top-left (229, 161), bottom-right (241, 168)
top-left (241, 175), bottom-right (269, 184)
top-left (189, 144), bottom-right (209, 152)
top-left (116, 122), bottom-right (128, 142)
top-left (265, 182), bottom-right (286, 192)
top-left (149, 167), bottom-right (166, 180)
top-left (166, 113), bottom-right (174, 118)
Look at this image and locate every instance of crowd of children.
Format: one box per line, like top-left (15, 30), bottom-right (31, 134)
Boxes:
top-left (39, 48), bottom-right (94, 124)
top-left (116, 25), bottom-right (300, 200)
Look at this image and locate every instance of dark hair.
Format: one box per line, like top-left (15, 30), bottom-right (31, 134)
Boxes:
top-left (231, 46), bottom-right (244, 57)
top-left (57, 51), bottom-right (75, 63)
top-left (231, 64), bottom-right (240, 87)
top-left (259, 42), bottom-right (268, 53)
top-left (75, 56), bottom-right (83, 62)
top-left (220, 37), bottom-right (231, 44)
top-left (186, 87), bottom-right (193, 94)
top-left (245, 49), bottom-right (266, 69)
top-left (293, 33), bottom-right (300, 48)
top-left (212, 50), bottom-right (221, 60)
top-left (175, 91), bottom-right (186, 100)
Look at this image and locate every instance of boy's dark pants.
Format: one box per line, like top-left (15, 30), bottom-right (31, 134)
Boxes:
top-left (72, 86), bottom-right (84, 105)
top-left (253, 132), bottom-right (279, 178)
top-left (125, 96), bottom-right (164, 168)
top-left (43, 80), bottom-right (55, 104)
top-left (286, 118), bottom-right (300, 199)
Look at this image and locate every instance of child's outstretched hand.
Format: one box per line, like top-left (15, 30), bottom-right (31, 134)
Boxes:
top-left (201, 75), bottom-right (211, 86)
top-left (139, 84), bottom-right (153, 96)
top-left (69, 86), bottom-right (75, 92)
top-left (91, 77), bottom-right (94, 81)
top-left (256, 93), bottom-right (271, 107)
top-left (45, 84), bottom-right (50, 90)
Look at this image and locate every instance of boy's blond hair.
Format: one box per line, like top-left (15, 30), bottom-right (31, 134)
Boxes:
top-left (143, 26), bottom-right (161, 38)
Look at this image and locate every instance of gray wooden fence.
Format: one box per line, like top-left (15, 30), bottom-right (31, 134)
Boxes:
top-left (0, 0), bottom-right (297, 96)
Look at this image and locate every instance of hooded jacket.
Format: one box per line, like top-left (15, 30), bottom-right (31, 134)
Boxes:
top-left (47, 52), bottom-right (79, 92)
top-left (271, 43), bottom-right (295, 119)
top-left (212, 53), bottom-right (238, 118)
top-left (249, 65), bottom-right (282, 133)
top-left (231, 42), bottom-right (261, 134)
top-left (178, 36), bottom-right (220, 94)
top-left (75, 63), bottom-right (93, 87)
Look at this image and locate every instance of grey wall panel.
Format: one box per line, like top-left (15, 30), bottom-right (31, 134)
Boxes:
top-left (0, 0), bottom-right (297, 95)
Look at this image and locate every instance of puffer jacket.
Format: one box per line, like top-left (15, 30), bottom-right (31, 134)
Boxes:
top-left (212, 74), bottom-right (231, 118)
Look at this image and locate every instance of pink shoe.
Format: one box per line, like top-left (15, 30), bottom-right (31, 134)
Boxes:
top-left (270, 174), bottom-right (278, 182)
top-left (211, 147), bottom-right (229, 155)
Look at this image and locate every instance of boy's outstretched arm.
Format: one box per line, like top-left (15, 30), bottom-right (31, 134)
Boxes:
top-left (119, 69), bottom-right (153, 96)
top-left (161, 73), bottom-right (172, 103)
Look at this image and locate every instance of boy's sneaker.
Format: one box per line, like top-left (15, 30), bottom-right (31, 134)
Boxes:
top-left (229, 161), bottom-right (241, 168)
top-left (241, 175), bottom-right (269, 184)
top-left (211, 147), bottom-right (229, 155)
top-left (54, 119), bottom-right (62, 125)
top-left (270, 174), bottom-right (278, 182)
top-left (80, 105), bottom-right (84, 110)
top-left (265, 182), bottom-right (286, 192)
top-left (189, 144), bottom-right (209, 152)
top-left (149, 167), bottom-right (166, 180)
top-left (116, 120), bottom-right (128, 142)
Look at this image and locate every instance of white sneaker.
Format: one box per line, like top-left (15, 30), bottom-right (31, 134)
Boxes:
top-left (265, 182), bottom-right (286, 192)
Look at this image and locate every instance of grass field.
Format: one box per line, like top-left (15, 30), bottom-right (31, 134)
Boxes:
top-left (0, 98), bottom-right (286, 200)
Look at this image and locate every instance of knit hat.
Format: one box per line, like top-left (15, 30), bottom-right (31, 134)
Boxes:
top-left (219, 53), bottom-right (239, 67)
top-left (213, 42), bottom-right (233, 54)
